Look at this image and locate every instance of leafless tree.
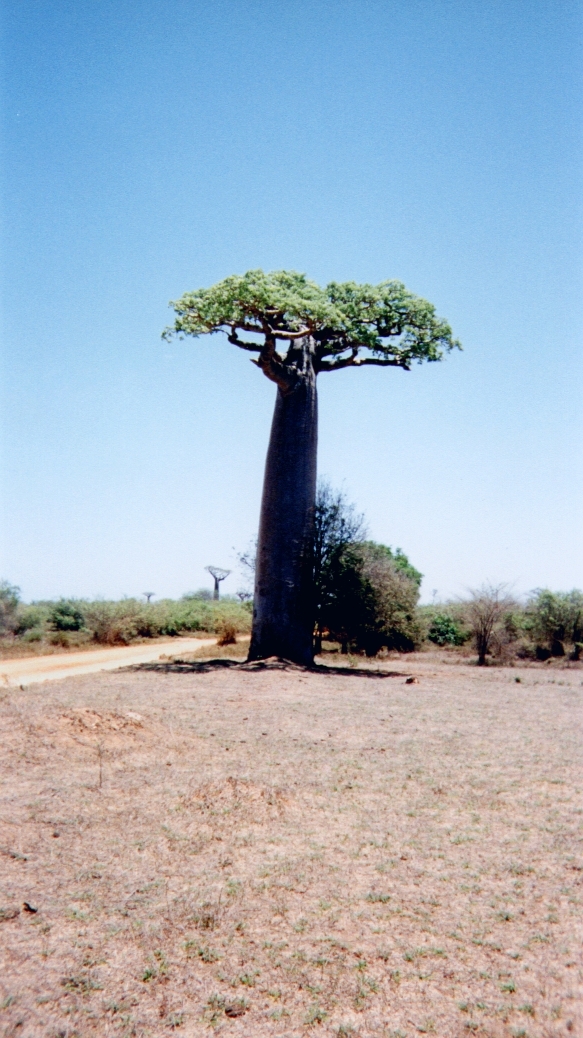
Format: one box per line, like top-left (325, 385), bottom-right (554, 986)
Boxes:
top-left (465, 584), bottom-right (514, 665)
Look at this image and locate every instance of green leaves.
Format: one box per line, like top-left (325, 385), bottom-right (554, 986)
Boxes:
top-left (164, 268), bottom-right (460, 373)
top-left (165, 269), bottom-right (337, 340)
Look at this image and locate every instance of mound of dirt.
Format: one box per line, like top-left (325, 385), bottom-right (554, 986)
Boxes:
top-left (58, 708), bottom-right (148, 746)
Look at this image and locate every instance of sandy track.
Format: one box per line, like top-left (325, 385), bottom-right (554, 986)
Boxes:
top-left (0, 636), bottom-right (223, 686)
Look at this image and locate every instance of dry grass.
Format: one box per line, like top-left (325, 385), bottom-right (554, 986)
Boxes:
top-left (0, 652), bottom-right (581, 1037)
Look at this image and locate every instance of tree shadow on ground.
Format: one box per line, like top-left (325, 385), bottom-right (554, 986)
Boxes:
top-left (128, 656), bottom-right (407, 679)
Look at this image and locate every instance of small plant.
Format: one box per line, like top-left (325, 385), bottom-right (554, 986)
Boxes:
top-left (196, 903), bottom-right (219, 929)
top-left (60, 974), bottom-right (102, 993)
top-left (293, 916), bottom-right (308, 932)
top-left (238, 971), bottom-right (258, 987)
top-left (403, 946), bottom-right (444, 963)
top-left (366, 892), bottom-right (391, 903)
top-left (500, 979), bottom-right (516, 993)
top-left (216, 618), bottom-right (237, 646)
top-left (153, 949), bottom-right (168, 975)
top-left (305, 1003), bottom-right (327, 1025)
top-left (184, 941), bottom-right (220, 963)
top-left (205, 993), bottom-right (226, 1025)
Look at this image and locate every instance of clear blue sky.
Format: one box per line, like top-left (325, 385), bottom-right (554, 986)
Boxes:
top-left (1, 0), bottom-right (582, 604)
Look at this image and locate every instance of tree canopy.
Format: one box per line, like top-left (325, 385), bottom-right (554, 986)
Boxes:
top-left (164, 269), bottom-right (460, 390)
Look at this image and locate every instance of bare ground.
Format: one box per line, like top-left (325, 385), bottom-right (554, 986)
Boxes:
top-left (0, 651), bottom-right (581, 1038)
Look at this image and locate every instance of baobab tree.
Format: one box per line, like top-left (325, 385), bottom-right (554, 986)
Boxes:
top-left (165, 270), bottom-right (459, 665)
top-left (205, 565), bottom-right (231, 600)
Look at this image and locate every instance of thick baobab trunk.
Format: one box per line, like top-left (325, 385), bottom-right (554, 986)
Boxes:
top-left (248, 357), bottom-right (318, 666)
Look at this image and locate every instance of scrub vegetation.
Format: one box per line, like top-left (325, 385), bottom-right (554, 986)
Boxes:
top-left (1, 574), bottom-right (581, 666)
top-left (0, 584), bottom-right (251, 657)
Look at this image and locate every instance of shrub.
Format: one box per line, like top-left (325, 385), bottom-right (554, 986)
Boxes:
top-left (216, 619), bottom-right (237, 646)
top-left (83, 600), bottom-right (144, 644)
top-left (13, 604), bottom-right (48, 636)
top-left (427, 613), bottom-right (466, 646)
top-left (50, 631), bottom-right (71, 647)
top-left (527, 589), bottom-right (583, 658)
top-left (81, 597), bottom-right (251, 645)
top-left (49, 600), bottom-right (86, 632)
top-left (0, 580), bottom-right (20, 635)
top-left (23, 628), bottom-right (43, 643)
top-left (358, 544), bottom-right (423, 654)
top-left (4, 592), bottom-right (252, 648)
top-left (324, 542), bottom-right (422, 656)
top-left (312, 481), bottom-right (423, 656)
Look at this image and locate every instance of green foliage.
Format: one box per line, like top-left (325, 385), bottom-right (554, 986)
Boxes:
top-left (0, 580), bottom-right (20, 634)
top-left (4, 596), bottom-right (251, 647)
top-left (13, 604), bottom-right (48, 636)
top-left (164, 269), bottom-right (460, 371)
top-left (427, 612), bottom-right (467, 646)
top-left (527, 588), bottom-right (583, 656)
top-left (360, 541), bottom-right (422, 588)
top-left (81, 597), bottom-right (251, 645)
top-left (313, 484), bottom-right (422, 656)
top-left (313, 481), bottom-right (366, 648)
top-left (324, 541), bottom-right (422, 655)
top-left (49, 599), bottom-right (86, 632)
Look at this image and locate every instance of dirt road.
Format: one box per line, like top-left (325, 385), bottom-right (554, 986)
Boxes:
top-left (0, 636), bottom-right (222, 686)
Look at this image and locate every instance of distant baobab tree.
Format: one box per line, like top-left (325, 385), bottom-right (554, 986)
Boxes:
top-left (142, 592), bottom-right (155, 603)
top-left (206, 566), bottom-right (231, 600)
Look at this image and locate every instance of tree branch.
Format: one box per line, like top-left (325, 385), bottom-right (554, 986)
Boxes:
top-left (315, 347), bottom-right (358, 372)
top-left (227, 329), bottom-right (262, 352)
top-left (356, 356), bottom-right (410, 370)
top-left (272, 327), bottom-right (311, 341)
top-left (317, 352), bottom-right (410, 373)
top-left (252, 334), bottom-right (297, 392)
